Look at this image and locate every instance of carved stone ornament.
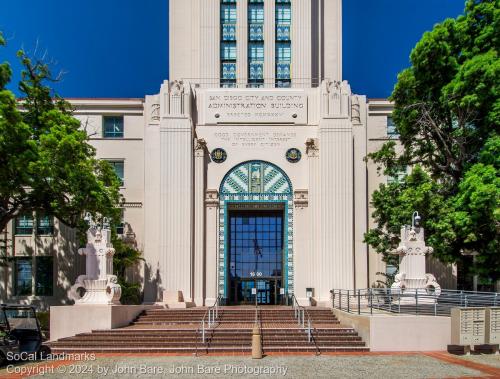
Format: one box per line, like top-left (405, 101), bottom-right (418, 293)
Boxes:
top-left (305, 138), bottom-right (319, 157)
top-left (205, 189), bottom-right (219, 209)
top-left (171, 80), bottom-right (184, 96)
top-left (351, 95), bottom-right (361, 124)
top-left (294, 190), bottom-right (309, 209)
top-left (69, 213), bottom-right (121, 305)
top-left (194, 138), bottom-right (207, 157)
top-left (390, 224), bottom-right (441, 301)
top-left (151, 103), bottom-right (160, 122)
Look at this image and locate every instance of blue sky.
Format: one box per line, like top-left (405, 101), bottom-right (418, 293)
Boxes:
top-left (0, 0), bottom-right (464, 99)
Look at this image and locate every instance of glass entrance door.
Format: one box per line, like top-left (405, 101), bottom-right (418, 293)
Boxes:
top-left (228, 209), bottom-right (284, 305)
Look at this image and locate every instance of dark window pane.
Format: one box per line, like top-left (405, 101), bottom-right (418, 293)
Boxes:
top-left (35, 256), bottom-right (53, 296)
top-left (14, 258), bottom-right (32, 296)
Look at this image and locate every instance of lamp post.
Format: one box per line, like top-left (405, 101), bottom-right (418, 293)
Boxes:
top-left (412, 211), bottom-right (421, 230)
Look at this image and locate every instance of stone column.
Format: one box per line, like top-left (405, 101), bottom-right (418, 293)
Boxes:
top-left (205, 190), bottom-right (219, 305)
top-left (193, 138), bottom-right (207, 305)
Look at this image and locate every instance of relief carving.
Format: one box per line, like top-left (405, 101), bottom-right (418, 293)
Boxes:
top-left (305, 138), bottom-right (319, 157)
top-left (205, 189), bottom-right (219, 209)
top-left (294, 190), bottom-right (309, 209)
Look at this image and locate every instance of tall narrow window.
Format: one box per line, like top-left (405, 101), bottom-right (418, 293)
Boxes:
top-left (107, 160), bottom-right (125, 186)
top-left (35, 256), bottom-right (53, 296)
top-left (248, 1), bottom-right (264, 87)
top-left (221, 0), bottom-right (237, 87)
top-left (14, 258), bottom-right (32, 296)
top-left (276, 0), bottom-right (291, 87)
top-left (387, 116), bottom-right (399, 136)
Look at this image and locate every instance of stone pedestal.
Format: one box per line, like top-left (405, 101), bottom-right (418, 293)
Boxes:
top-left (391, 225), bottom-right (441, 303)
top-left (156, 290), bottom-right (195, 308)
top-left (70, 216), bottom-right (121, 305)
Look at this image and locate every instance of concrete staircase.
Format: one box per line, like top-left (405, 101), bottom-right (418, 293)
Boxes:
top-left (48, 306), bottom-right (368, 354)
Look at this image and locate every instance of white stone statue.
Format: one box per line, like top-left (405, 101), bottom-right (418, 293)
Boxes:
top-left (390, 214), bottom-right (441, 303)
top-left (70, 214), bottom-right (121, 305)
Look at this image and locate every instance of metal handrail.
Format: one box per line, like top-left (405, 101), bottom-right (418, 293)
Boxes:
top-left (291, 294), bottom-right (320, 355)
top-left (195, 295), bottom-right (222, 356)
top-left (330, 288), bottom-right (500, 317)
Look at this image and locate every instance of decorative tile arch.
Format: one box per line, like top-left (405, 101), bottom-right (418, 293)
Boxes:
top-left (218, 161), bottom-right (294, 299)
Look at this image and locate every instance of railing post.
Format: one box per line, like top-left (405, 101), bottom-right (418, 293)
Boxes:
top-left (357, 290), bottom-right (361, 315)
top-left (370, 289), bottom-right (373, 315)
top-left (464, 294), bottom-right (468, 308)
top-left (332, 290), bottom-right (335, 309)
top-left (415, 291), bottom-right (418, 315)
top-left (389, 288), bottom-right (392, 313)
top-left (307, 319), bottom-right (311, 342)
top-left (202, 321), bottom-right (205, 343)
top-left (434, 296), bottom-right (437, 316)
top-left (347, 290), bottom-right (350, 313)
top-left (398, 291), bottom-right (401, 313)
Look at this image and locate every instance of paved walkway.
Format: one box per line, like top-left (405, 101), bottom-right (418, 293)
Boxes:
top-left (0, 352), bottom-right (499, 379)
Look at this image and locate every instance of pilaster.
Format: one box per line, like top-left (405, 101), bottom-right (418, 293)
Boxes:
top-left (264, 0), bottom-right (276, 86)
top-left (193, 138), bottom-right (207, 305)
top-left (291, 0), bottom-right (312, 87)
top-left (205, 189), bottom-right (219, 305)
top-left (159, 80), bottom-right (194, 301)
top-left (237, 0), bottom-right (248, 85)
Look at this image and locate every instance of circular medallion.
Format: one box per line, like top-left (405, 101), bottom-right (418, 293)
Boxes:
top-left (286, 148), bottom-right (302, 163)
top-left (211, 148), bottom-right (227, 163)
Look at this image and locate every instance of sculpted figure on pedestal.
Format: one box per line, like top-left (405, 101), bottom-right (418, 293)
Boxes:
top-left (70, 214), bottom-right (122, 305)
top-left (390, 214), bottom-right (441, 301)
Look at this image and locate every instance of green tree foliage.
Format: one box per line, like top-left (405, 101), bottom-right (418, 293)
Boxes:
top-left (0, 32), bottom-right (121, 234)
top-left (111, 228), bottom-right (144, 304)
top-left (366, 0), bottom-right (500, 281)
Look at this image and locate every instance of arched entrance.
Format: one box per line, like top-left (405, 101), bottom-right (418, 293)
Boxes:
top-left (219, 161), bottom-right (294, 305)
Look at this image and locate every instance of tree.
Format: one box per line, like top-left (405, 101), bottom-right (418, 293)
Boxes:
top-left (366, 0), bottom-right (500, 283)
top-left (111, 229), bottom-right (144, 304)
top-left (0, 32), bottom-right (121, 237)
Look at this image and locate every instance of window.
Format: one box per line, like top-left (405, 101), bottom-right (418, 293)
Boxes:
top-left (221, 42), bottom-right (237, 60)
top-left (276, 3), bottom-right (291, 25)
top-left (107, 160), bottom-right (125, 186)
top-left (221, 4), bottom-right (237, 24)
top-left (221, 0), bottom-right (237, 87)
top-left (35, 256), bottom-right (53, 296)
top-left (248, 4), bottom-right (264, 24)
top-left (103, 116), bottom-right (124, 138)
top-left (36, 214), bottom-right (54, 235)
top-left (116, 209), bottom-right (125, 235)
top-left (276, 2), bottom-right (291, 87)
top-left (276, 43), bottom-right (291, 62)
top-left (14, 258), bottom-right (32, 296)
top-left (15, 213), bottom-right (33, 235)
top-left (387, 167), bottom-right (407, 184)
top-left (387, 116), bottom-right (398, 136)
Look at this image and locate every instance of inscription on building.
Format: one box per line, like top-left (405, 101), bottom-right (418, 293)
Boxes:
top-left (205, 90), bottom-right (307, 124)
top-left (214, 131), bottom-right (297, 148)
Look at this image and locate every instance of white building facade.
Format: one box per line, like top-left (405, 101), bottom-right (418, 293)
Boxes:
top-left (0, 0), bottom-right (457, 309)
